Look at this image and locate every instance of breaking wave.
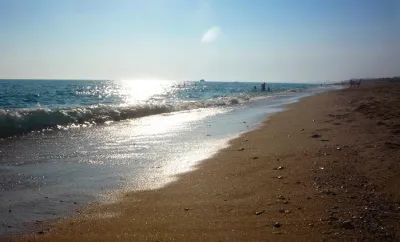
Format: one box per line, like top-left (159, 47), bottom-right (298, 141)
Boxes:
top-left (0, 97), bottom-right (248, 138)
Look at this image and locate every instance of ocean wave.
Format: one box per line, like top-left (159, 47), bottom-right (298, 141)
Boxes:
top-left (0, 96), bottom-right (248, 138)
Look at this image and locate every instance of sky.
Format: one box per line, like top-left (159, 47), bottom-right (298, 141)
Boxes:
top-left (0, 0), bottom-right (399, 82)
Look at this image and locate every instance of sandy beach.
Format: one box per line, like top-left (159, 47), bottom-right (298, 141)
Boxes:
top-left (15, 80), bottom-right (400, 242)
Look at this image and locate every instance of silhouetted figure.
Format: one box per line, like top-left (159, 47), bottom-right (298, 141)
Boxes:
top-left (349, 79), bottom-right (361, 87)
top-left (253, 86), bottom-right (257, 90)
top-left (267, 86), bottom-right (271, 92)
top-left (261, 82), bottom-right (266, 91)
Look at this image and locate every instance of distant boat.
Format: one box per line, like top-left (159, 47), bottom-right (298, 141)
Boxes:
top-left (199, 79), bottom-right (205, 82)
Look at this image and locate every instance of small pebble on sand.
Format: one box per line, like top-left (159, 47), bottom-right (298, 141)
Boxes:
top-left (255, 210), bottom-right (264, 215)
top-left (273, 222), bottom-right (281, 228)
top-left (341, 220), bottom-right (355, 229)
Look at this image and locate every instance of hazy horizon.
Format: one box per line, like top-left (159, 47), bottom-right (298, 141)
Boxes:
top-left (1, 0), bottom-right (399, 82)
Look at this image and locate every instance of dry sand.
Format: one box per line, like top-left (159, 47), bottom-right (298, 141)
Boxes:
top-left (15, 80), bottom-right (400, 242)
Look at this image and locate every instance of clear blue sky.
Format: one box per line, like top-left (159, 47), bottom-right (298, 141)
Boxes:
top-left (0, 0), bottom-right (398, 82)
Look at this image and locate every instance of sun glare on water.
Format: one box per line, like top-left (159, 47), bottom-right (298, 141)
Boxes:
top-left (118, 79), bottom-right (176, 105)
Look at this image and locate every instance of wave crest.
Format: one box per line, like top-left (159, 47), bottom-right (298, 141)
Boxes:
top-left (0, 96), bottom-right (247, 138)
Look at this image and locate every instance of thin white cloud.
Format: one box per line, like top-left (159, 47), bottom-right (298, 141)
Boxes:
top-left (201, 26), bottom-right (222, 43)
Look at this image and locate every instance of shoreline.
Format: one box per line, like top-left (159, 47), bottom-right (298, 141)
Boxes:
top-left (0, 84), bottom-right (327, 239)
top-left (15, 81), bottom-right (400, 241)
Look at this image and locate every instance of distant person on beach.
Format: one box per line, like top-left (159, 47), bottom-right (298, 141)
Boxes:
top-left (261, 82), bottom-right (266, 91)
top-left (253, 86), bottom-right (257, 91)
top-left (267, 86), bottom-right (271, 92)
top-left (349, 79), bottom-right (361, 87)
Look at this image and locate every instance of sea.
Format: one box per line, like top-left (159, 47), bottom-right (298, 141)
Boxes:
top-left (0, 79), bottom-right (337, 236)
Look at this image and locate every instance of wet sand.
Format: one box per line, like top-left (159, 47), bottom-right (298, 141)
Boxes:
top-left (15, 80), bottom-right (400, 241)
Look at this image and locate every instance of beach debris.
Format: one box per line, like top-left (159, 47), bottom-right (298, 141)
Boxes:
top-left (277, 176), bottom-right (283, 179)
top-left (341, 220), bottom-right (355, 229)
top-left (336, 147), bottom-right (342, 150)
top-left (252, 156), bottom-right (258, 160)
top-left (273, 222), bottom-right (281, 228)
top-left (311, 134), bottom-right (321, 138)
top-left (313, 119), bottom-right (316, 122)
top-left (279, 208), bottom-right (291, 214)
top-left (37, 231), bottom-right (45, 235)
top-left (242, 121), bottom-right (247, 123)
top-left (301, 128), bottom-right (304, 131)
top-left (320, 139), bottom-right (330, 142)
top-left (332, 206), bottom-right (339, 209)
top-left (206, 134), bottom-right (211, 136)
top-left (255, 210), bottom-right (264, 215)
top-left (283, 201), bottom-right (289, 204)
top-left (239, 147), bottom-right (245, 151)
top-left (184, 208), bottom-right (191, 211)
top-left (277, 195), bottom-right (285, 200)
top-left (274, 166), bottom-right (284, 170)
top-left (245, 139), bottom-right (248, 142)
top-left (8, 209), bottom-right (11, 213)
